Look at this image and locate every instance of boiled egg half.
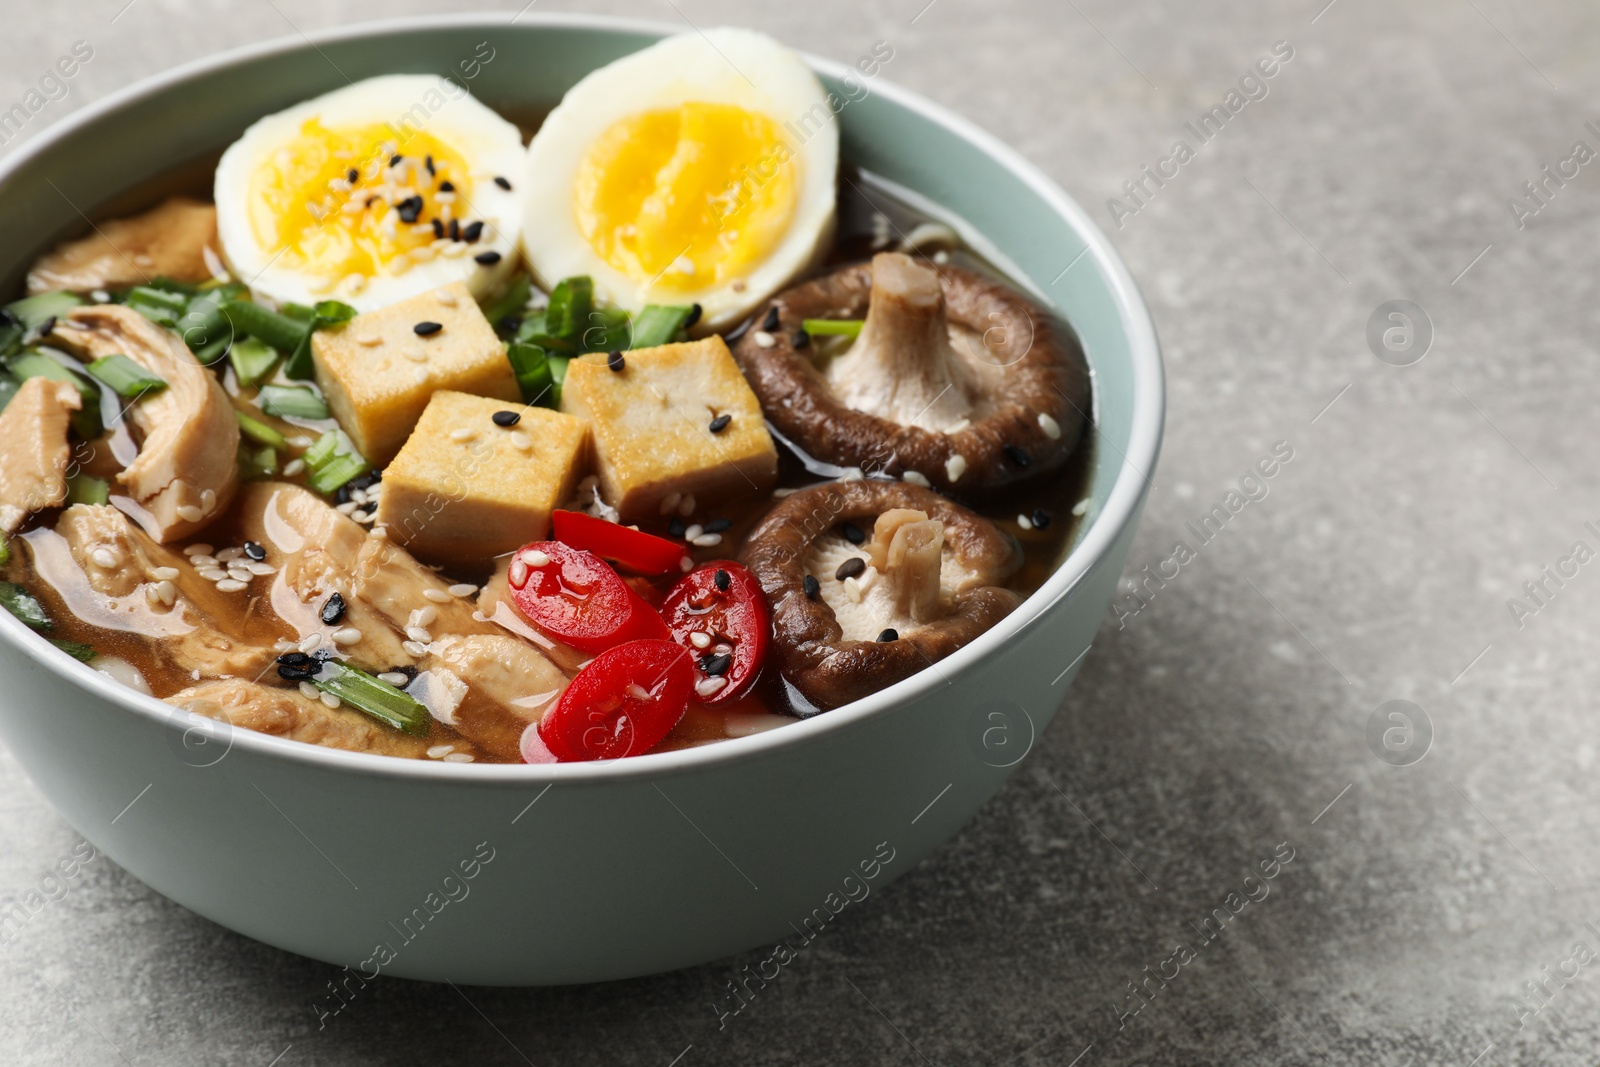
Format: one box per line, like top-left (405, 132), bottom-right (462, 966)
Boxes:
top-left (215, 75), bottom-right (524, 311)
top-left (521, 29), bottom-right (839, 329)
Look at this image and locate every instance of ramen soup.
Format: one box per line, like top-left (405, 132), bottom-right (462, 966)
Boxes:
top-left (0, 30), bottom-right (1092, 765)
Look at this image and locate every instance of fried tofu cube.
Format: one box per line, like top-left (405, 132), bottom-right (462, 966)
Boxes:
top-left (559, 336), bottom-right (777, 522)
top-left (311, 282), bottom-right (520, 466)
top-left (376, 391), bottom-right (589, 567)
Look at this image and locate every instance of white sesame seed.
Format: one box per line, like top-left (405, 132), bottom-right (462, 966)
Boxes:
top-left (844, 576), bottom-right (863, 603)
top-left (91, 547), bottom-right (118, 568)
top-left (370, 526), bottom-right (388, 539)
top-left (379, 672), bottom-right (411, 687)
top-left (627, 683), bottom-right (651, 702)
top-left (228, 567), bottom-right (253, 582)
top-left (520, 548), bottom-right (550, 568)
top-left (903, 471), bottom-right (931, 487)
top-left (216, 579), bottom-right (248, 593)
top-left (298, 681), bottom-right (319, 699)
top-left (691, 533), bottom-right (722, 548)
top-left (1017, 513), bottom-right (1034, 531)
top-left (404, 347), bottom-right (429, 364)
top-left (409, 606), bottom-right (438, 628)
top-left (1038, 413), bottom-right (1062, 440)
top-left (695, 676), bottom-right (728, 698)
top-left (200, 488), bottom-right (216, 511)
top-left (183, 544), bottom-right (213, 557)
top-left (857, 566), bottom-right (878, 594)
top-left (660, 492), bottom-right (682, 515)
top-left (509, 558), bottom-right (529, 587)
top-left (355, 333), bottom-right (383, 347)
top-left (418, 588), bottom-right (447, 605)
top-left (426, 744), bottom-right (454, 759)
top-left (330, 627), bottom-right (362, 645)
top-left (448, 583), bottom-right (477, 597)
top-left (299, 633), bottom-right (323, 653)
top-left (289, 435), bottom-right (315, 449)
top-left (156, 580), bottom-right (177, 606)
top-left (683, 524), bottom-right (704, 541)
top-left (679, 556), bottom-right (693, 572)
top-left (216, 547), bottom-right (244, 562)
top-left (144, 585), bottom-right (161, 606)
top-left (406, 626), bottom-right (433, 643)
top-left (176, 505), bottom-right (204, 523)
top-left (752, 330), bottom-right (775, 348)
top-left (336, 501), bottom-right (359, 515)
top-left (152, 566), bottom-right (180, 581)
top-left (689, 631), bottom-right (711, 649)
top-left (679, 493), bottom-right (696, 517)
top-left (351, 511), bottom-right (371, 524)
top-left (945, 454), bottom-right (968, 483)
top-left (510, 431), bottom-right (532, 452)
top-left (1072, 498), bottom-right (1091, 516)
top-left (320, 691), bottom-right (342, 709)
top-left (402, 640), bottom-right (429, 657)
top-left (247, 561), bottom-right (276, 576)
top-left (189, 555), bottom-right (217, 568)
top-left (433, 287), bottom-right (458, 307)
top-left (442, 752), bottom-right (474, 763)
top-left (199, 568), bottom-right (228, 582)
top-left (449, 427), bottom-right (476, 442)
top-left (282, 458), bottom-right (306, 477)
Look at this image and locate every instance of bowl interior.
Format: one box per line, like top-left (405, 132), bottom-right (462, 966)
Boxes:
top-left (0, 15), bottom-right (1159, 776)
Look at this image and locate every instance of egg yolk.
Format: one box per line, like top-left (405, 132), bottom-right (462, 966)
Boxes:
top-left (249, 120), bottom-right (475, 284)
top-left (573, 103), bottom-right (798, 292)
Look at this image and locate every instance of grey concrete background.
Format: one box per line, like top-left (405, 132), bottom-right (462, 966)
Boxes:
top-left (1, 0), bottom-right (1596, 1063)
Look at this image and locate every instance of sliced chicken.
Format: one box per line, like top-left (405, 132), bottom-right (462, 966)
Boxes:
top-left (0, 378), bottom-right (81, 534)
top-left (416, 634), bottom-right (569, 761)
top-left (26, 197), bottom-right (220, 295)
top-left (47, 305), bottom-right (237, 541)
top-left (165, 678), bottom-right (429, 758)
top-left (22, 503), bottom-right (286, 682)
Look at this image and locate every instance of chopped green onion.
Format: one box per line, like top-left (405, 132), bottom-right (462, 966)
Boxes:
top-left (628, 305), bottom-right (693, 349)
top-left (0, 581), bottom-right (51, 630)
top-left (144, 276), bottom-right (201, 295)
top-left (482, 274), bottom-right (531, 330)
top-left (302, 430), bottom-right (341, 469)
top-left (311, 660), bottom-right (430, 735)
top-left (229, 337), bottom-right (279, 388)
top-left (235, 410), bottom-right (288, 450)
top-left (65, 473), bottom-right (110, 506)
top-left (86, 354), bottom-right (167, 398)
top-left (123, 286), bottom-right (188, 328)
top-left (0, 531), bottom-right (9, 567)
top-left (802, 318), bottom-right (864, 338)
top-left (258, 384), bottom-right (329, 420)
top-left (237, 441), bottom-right (278, 482)
top-left (223, 300), bottom-right (308, 353)
top-left (580, 306), bottom-right (632, 353)
top-left (178, 288), bottom-right (237, 361)
top-left (306, 453), bottom-right (370, 495)
top-left (280, 303), bottom-right (316, 323)
top-left (283, 300), bottom-right (357, 380)
top-left (50, 639), bottom-right (96, 663)
top-left (505, 342), bottom-right (556, 406)
top-left (8, 352), bottom-right (102, 440)
top-left (6, 290), bottom-right (83, 330)
top-left (544, 276), bottom-right (593, 343)
top-left (514, 310), bottom-right (575, 354)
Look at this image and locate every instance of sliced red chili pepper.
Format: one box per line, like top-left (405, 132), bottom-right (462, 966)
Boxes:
top-left (659, 562), bottom-right (770, 705)
top-left (534, 639), bottom-right (694, 761)
top-left (551, 510), bottom-right (689, 576)
top-left (507, 541), bottom-right (667, 654)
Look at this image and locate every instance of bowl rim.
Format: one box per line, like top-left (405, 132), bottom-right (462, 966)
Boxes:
top-left (0, 11), bottom-right (1165, 785)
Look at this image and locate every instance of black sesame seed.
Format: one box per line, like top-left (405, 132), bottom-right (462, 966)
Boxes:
top-left (668, 516), bottom-right (687, 538)
top-left (492, 410), bottom-right (521, 427)
top-left (277, 664), bottom-right (314, 682)
top-left (276, 651), bottom-right (310, 666)
top-left (877, 628), bottom-right (899, 643)
top-left (703, 518), bottom-right (731, 533)
top-left (792, 329), bottom-right (811, 349)
top-left (501, 315), bottom-right (523, 334)
top-left (462, 221), bottom-right (484, 243)
top-left (835, 557), bottom-right (866, 581)
top-left (346, 167), bottom-right (359, 184)
top-left (714, 568), bottom-right (731, 592)
top-left (475, 250), bottom-right (502, 267)
top-left (841, 522), bottom-right (865, 545)
top-left (349, 469), bottom-right (382, 490)
top-left (414, 321), bottom-right (443, 337)
top-left (701, 652), bottom-right (733, 676)
top-left (320, 592), bottom-right (347, 626)
top-left (396, 196), bottom-right (424, 224)
top-left (243, 540), bottom-right (266, 562)
top-left (365, 196), bottom-right (378, 209)
top-left (36, 315), bottom-right (55, 340)
top-left (803, 574), bottom-right (821, 599)
top-left (761, 306), bottom-right (780, 331)
top-left (425, 154), bottom-right (435, 176)
top-left (684, 303), bottom-right (703, 328)
top-left (389, 154), bottom-right (403, 167)
top-left (708, 413), bottom-right (732, 434)
top-left (1003, 444), bottom-right (1032, 468)
top-left (431, 218), bottom-right (444, 239)
top-left (448, 218), bottom-right (461, 242)
top-left (1031, 507), bottom-right (1052, 530)
top-left (607, 350), bottom-right (625, 372)
top-left (438, 180), bottom-right (455, 193)
top-left (493, 176), bottom-right (512, 191)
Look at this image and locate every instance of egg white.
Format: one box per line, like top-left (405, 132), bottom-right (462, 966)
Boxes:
top-left (520, 29), bottom-right (839, 330)
top-left (215, 75), bottom-right (524, 312)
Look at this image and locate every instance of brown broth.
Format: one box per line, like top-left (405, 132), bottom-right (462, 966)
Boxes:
top-left (1, 139), bottom-right (1094, 763)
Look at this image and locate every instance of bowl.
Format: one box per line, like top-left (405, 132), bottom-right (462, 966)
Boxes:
top-left (0, 14), bottom-right (1163, 985)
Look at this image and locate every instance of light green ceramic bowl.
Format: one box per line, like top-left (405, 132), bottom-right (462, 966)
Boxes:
top-left (0, 14), bottom-right (1162, 984)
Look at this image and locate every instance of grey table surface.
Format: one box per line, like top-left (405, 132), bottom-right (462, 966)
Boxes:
top-left (2, 0), bottom-right (1597, 1064)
